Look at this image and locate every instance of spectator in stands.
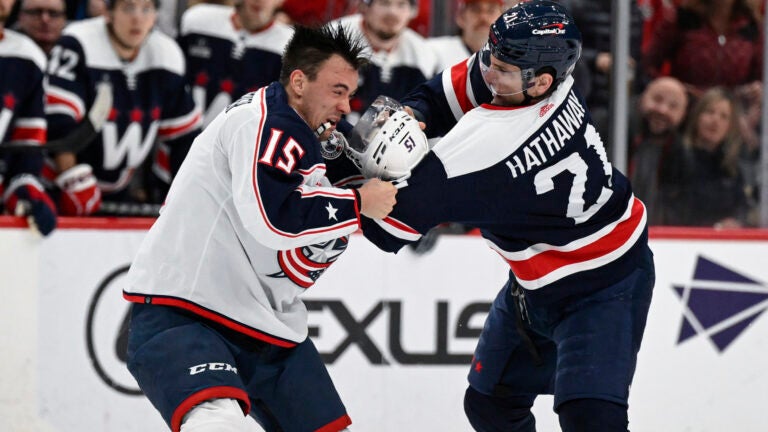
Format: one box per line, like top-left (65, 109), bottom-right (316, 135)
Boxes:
top-left (0, 0), bottom-right (57, 235)
top-left (662, 87), bottom-right (751, 227)
top-left (560, 0), bottom-right (645, 143)
top-left (178, 0), bottom-right (292, 128)
top-left (332, 0), bottom-right (439, 124)
top-left (45, 0), bottom-right (201, 215)
top-left (644, 0), bottom-right (763, 97)
top-left (428, 0), bottom-right (503, 71)
top-left (14, 0), bottom-right (67, 54)
top-left (645, 0), bottom-right (763, 223)
top-left (628, 76), bottom-right (688, 225)
top-left (276, 0), bottom-right (356, 27)
top-left (157, 0), bottom-right (291, 194)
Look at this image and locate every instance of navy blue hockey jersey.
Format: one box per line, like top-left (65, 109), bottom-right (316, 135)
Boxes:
top-left (45, 17), bottom-right (201, 197)
top-left (362, 77), bottom-right (647, 303)
top-left (0, 30), bottom-right (47, 185)
top-left (178, 4), bottom-right (294, 127)
top-left (332, 14), bottom-right (440, 124)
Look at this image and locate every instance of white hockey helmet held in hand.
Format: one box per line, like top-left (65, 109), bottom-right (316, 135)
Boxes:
top-left (345, 96), bottom-right (429, 181)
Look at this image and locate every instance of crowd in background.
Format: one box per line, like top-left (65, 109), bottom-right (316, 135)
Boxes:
top-left (0, 0), bottom-right (765, 232)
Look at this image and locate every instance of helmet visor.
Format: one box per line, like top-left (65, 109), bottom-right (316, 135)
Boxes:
top-left (348, 95), bottom-right (404, 153)
top-left (479, 43), bottom-right (536, 97)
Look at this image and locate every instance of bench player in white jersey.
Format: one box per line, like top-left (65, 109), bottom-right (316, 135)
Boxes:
top-left (45, 0), bottom-right (201, 214)
top-left (427, 0), bottom-right (503, 71)
top-left (331, 0), bottom-right (439, 124)
top-left (124, 24), bottom-right (397, 432)
top-left (0, 0), bottom-right (56, 235)
top-left (153, 0), bottom-right (293, 187)
top-left (347, 2), bottom-right (656, 430)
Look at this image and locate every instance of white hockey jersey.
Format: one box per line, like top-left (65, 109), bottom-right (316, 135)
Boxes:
top-left (331, 14), bottom-right (439, 123)
top-left (125, 83), bottom-right (362, 346)
top-left (427, 35), bottom-right (471, 71)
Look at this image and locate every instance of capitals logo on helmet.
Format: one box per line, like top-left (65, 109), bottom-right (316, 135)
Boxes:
top-left (488, 0), bottom-right (581, 84)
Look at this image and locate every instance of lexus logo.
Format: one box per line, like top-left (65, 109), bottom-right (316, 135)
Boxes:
top-left (85, 265), bottom-right (142, 395)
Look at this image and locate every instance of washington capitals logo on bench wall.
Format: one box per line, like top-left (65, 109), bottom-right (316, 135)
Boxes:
top-left (270, 236), bottom-right (349, 288)
top-left (673, 256), bottom-right (768, 353)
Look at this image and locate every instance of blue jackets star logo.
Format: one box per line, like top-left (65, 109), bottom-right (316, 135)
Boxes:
top-left (325, 202), bottom-right (338, 220)
top-left (673, 256), bottom-right (768, 353)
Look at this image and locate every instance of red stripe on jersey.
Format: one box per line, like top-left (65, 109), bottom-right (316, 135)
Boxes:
top-left (297, 164), bottom-right (326, 176)
top-left (506, 198), bottom-right (645, 282)
top-left (298, 188), bottom-right (355, 199)
top-left (158, 111), bottom-right (201, 138)
top-left (315, 414), bottom-right (353, 432)
top-left (10, 126), bottom-right (46, 143)
top-left (122, 292), bottom-right (298, 347)
top-left (382, 216), bottom-right (420, 234)
top-left (450, 61), bottom-right (474, 114)
top-left (47, 93), bottom-right (83, 120)
top-left (171, 386), bottom-right (250, 432)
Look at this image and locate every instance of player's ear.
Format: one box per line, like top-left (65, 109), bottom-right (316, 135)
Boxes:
top-left (530, 73), bottom-right (554, 98)
top-left (289, 70), bottom-right (306, 96)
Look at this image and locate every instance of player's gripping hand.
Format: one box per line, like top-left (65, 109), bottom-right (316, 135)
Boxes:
top-left (3, 174), bottom-right (57, 236)
top-left (357, 178), bottom-right (397, 219)
top-left (55, 164), bottom-right (102, 216)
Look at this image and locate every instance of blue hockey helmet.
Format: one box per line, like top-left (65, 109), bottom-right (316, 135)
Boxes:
top-left (483, 0), bottom-right (581, 86)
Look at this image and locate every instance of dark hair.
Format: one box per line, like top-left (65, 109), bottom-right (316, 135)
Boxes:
top-left (279, 24), bottom-right (368, 86)
top-left (106, 0), bottom-right (160, 11)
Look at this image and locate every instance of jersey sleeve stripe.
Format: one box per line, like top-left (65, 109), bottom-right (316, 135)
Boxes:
top-left (10, 125), bottom-right (46, 144)
top-left (500, 197), bottom-right (647, 289)
top-left (442, 57), bottom-right (476, 121)
top-left (157, 108), bottom-right (202, 139)
top-left (296, 185), bottom-right (356, 199)
top-left (373, 216), bottom-right (422, 241)
top-left (45, 87), bottom-right (85, 121)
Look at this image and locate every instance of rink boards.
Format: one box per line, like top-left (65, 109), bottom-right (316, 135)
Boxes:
top-left (1, 217), bottom-right (767, 432)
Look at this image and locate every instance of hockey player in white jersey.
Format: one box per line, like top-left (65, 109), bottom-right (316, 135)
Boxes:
top-left (124, 24), bottom-right (397, 432)
top-left (45, 0), bottom-right (202, 214)
top-left (427, 0), bottom-right (503, 71)
top-left (350, 2), bottom-right (656, 431)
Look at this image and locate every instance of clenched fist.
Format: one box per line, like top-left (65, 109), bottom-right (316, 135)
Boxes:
top-left (357, 178), bottom-right (397, 219)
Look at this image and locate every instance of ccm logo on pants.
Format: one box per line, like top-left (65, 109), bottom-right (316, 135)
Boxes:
top-left (189, 363), bottom-right (239, 375)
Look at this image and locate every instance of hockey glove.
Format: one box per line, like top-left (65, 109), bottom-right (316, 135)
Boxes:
top-left (55, 164), bottom-right (102, 216)
top-left (3, 174), bottom-right (58, 236)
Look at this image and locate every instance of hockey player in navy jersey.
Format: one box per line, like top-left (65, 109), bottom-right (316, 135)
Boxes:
top-left (124, 24), bottom-right (397, 432)
top-left (154, 0), bottom-right (292, 188)
top-left (45, 0), bottom-right (201, 214)
top-left (348, 2), bottom-right (656, 431)
top-left (179, 0), bottom-right (292, 127)
top-left (0, 0), bottom-right (57, 235)
top-left (331, 0), bottom-right (440, 124)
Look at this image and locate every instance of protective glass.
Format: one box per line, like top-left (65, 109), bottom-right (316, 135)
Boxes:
top-left (347, 95), bottom-right (403, 154)
top-left (478, 43), bottom-right (536, 97)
